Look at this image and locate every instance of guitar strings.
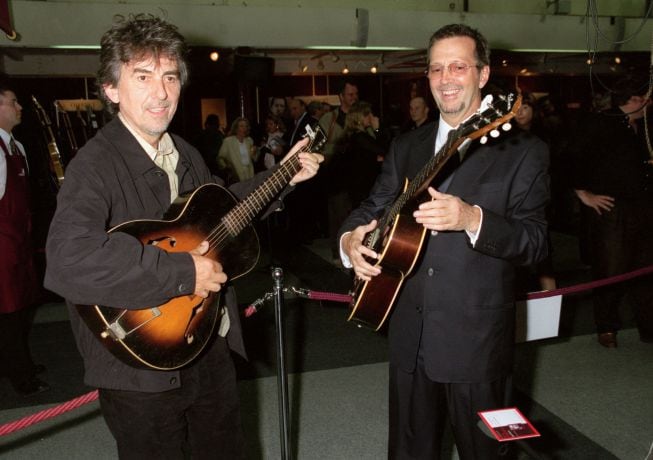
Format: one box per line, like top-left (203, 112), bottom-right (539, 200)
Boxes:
top-left (201, 138), bottom-right (317, 252)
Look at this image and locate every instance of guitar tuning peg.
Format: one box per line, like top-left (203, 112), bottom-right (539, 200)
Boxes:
top-left (480, 136), bottom-right (488, 144)
top-left (502, 122), bottom-right (512, 131)
top-left (490, 129), bottom-right (500, 138)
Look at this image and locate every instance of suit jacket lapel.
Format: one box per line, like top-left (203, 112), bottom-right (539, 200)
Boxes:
top-left (448, 142), bottom-right (493, 196)
top-left (406, 122), bottom-right (437, 179)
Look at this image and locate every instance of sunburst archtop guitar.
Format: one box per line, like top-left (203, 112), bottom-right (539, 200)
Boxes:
top-left (348, 93), bottom-right (522, 330)
top-left (77, 125), bottom-right (327, 370)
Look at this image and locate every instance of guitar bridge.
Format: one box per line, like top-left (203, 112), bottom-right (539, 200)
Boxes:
top-left (100, 307), bottom-right (162, 341)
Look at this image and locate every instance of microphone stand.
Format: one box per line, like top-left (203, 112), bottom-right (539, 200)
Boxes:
top-left (272, 267), bottom-right (292, 460)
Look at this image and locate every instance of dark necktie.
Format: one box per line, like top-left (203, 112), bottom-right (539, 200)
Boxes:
top-left (9, 137), bottom-right (20, 156)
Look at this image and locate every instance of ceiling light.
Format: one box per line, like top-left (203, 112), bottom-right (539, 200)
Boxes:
top-left (330, 52), bottom-right (340, 63)
top-left (342, 64), bottom-right (349, 74)
top-left (370, 63), bottom-right (378, 74)
top-left (614, 56), bottom-right (621, 64)
top-left (317, 59), bottom-right (325, 71)
top-left (209, 51), bottom-right (219, 62)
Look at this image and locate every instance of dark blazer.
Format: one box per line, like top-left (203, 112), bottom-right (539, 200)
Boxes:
top-left (286, 111), bottom-right (313, 147)
top-left (45, 118), bottom-right (286, 392)
top-left (339, 121), bottom-right (550, 383)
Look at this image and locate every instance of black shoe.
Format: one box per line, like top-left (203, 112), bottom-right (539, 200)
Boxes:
top-left (598, 332), bottom-right (617, 348)
top-left (14, 377), bottom-right (50, 396)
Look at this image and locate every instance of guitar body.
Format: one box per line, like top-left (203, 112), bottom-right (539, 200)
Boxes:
top-left (349, 190), bottom-right (428, 330)
top-left (76, 184), bottom-right (259, 370)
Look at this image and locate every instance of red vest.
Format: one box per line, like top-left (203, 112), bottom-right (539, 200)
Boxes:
top-left (0, 138), bottom-right (37, 313)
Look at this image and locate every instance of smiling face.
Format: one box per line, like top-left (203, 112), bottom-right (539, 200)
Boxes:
top-left (427, 35), bottom-right (489, 127)
top-left (103, 55), bottom-right (181, 147)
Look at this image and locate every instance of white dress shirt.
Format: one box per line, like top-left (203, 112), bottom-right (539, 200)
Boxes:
top-left (0, 128), bottom-right (27, 200)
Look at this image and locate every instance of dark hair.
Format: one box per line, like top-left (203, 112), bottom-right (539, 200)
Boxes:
top-left (97, 14), bottom-right (189, 114)
top-left (268, 96), bottom-right (286, 109)
top-left (337, 78), bottom-right (358, 95)
top-left (521, 91), bottom-right (538, 108)
top-left (427, 23), bottom-right (490, 67)
top-left (307, 100), bottom-right (323, 116)
top-left (204, 114), bottom-right (220, 128)
top-left (0, 82), bottom-right (14, 97)
top-left (265, 113), bottom-right (286, 132)
top-left (290, 98), bottom-right (306, 109)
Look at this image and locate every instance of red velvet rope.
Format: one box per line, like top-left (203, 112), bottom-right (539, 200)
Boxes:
top-left (0, 390), bottom-right (98, 437)
top-left (301, 264), bottom-right (653, 304)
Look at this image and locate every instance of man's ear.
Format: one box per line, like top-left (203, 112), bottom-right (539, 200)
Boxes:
top-left (103, 84), bottom-right (119, 104)
top-left (478, 65), bottom-right (490, 89)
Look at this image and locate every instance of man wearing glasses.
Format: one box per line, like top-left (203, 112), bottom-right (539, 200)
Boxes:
top-left (340, 24), bottom-right (550, 459)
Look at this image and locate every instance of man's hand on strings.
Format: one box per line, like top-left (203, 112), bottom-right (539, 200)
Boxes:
top-left (190, 241), bottom-right (227, 298)
top-left (279, 137), bottom-right (324, 185)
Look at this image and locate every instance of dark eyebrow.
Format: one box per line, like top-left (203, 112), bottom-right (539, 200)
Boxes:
top-left (131, 67), bottom-right (152, 74)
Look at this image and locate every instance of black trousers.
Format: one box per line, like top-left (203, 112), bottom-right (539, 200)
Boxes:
top-left (584, 198), bottom-right (653, 336)
top-left (98, 337), bottom-right (245, 460)
top-left (388, 351), bottom-right (508, 460)
top-left (0, 306), bottom-right (36, 386)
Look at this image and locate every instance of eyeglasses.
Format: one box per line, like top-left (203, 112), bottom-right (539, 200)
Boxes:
top-left (425, 62), bottom-right (482, 78)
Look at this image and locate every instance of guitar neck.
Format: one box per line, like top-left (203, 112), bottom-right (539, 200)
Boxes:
top-left (378, 132), bottom-right (464, 231)
top-left (223, 153), bottom-right (302, 236)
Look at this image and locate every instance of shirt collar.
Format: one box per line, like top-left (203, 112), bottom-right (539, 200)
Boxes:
top-left (118, 112), bottom-right (174, 161)
top-left (0, 128), bottom-right (12, 147)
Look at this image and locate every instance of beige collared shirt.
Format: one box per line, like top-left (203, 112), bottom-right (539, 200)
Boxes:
top-left (118, 113), bottom-right (179, 203)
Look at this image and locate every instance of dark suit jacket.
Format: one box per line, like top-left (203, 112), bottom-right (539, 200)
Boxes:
top-left (286, 111), bottom-right (313, 147)
top-left (339, 121), bottom-right (550, 383)
top-left (45, 118), bottom-right (287, 392)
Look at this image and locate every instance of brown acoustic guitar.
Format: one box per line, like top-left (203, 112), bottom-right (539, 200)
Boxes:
top-left (348, 94), bottom-right (522, 330)
top-left (77, 125), bottom-right (326, 370)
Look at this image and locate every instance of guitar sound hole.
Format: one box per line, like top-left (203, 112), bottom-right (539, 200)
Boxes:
top-left (148, 236), bottom-right (177, 247)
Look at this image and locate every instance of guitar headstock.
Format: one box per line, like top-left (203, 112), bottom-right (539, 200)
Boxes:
top-left (303, 124), bottom-right (328, 153)
top-left (457, 93), bottom-right (522, 145)
top-left (32, 95), bottom-right (53, 125)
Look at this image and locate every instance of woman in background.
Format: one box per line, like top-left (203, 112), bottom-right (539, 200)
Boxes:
top-left (217, 117), bottom-right (256, 183)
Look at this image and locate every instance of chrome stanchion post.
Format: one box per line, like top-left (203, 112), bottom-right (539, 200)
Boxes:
top-left (272, 266), bottom-right (292, 460)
